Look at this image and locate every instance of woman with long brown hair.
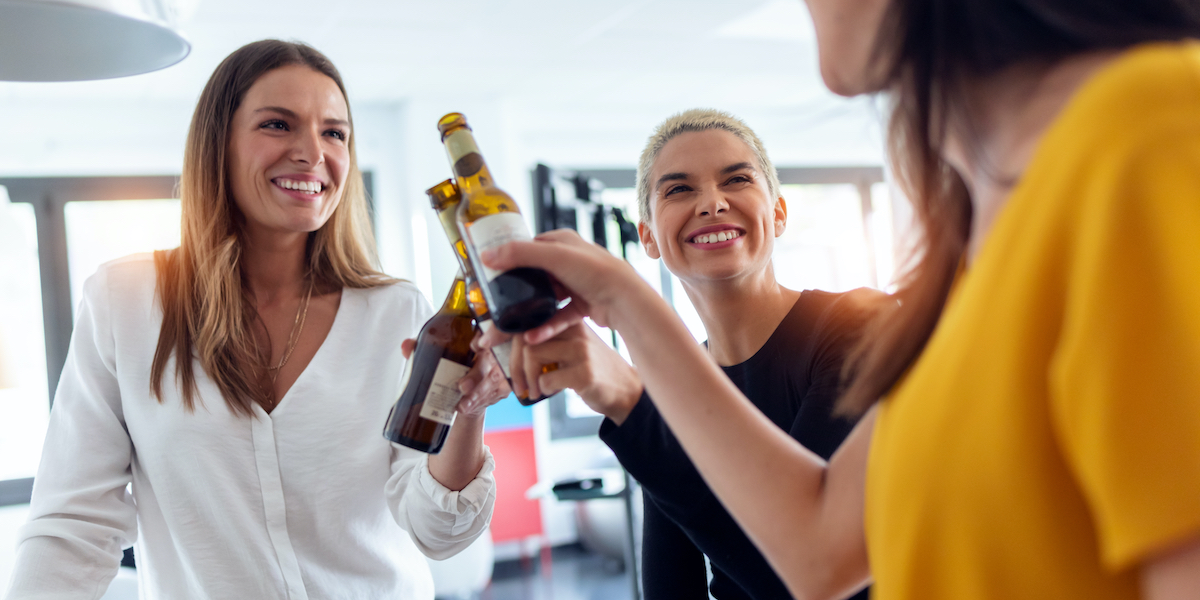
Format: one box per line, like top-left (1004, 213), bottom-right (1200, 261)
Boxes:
top-left (7, 40), bottom-right (501, 599)
top-left (481, 1), bottom-right (1200, 598)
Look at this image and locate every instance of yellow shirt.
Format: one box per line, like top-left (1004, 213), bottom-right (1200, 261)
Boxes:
top-left (867, 42), bottom-right (1200, 600)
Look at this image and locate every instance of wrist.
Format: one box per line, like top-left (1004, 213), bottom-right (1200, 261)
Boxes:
top-left (456, 411), bottom-right (486, 428)
top-left (606, 272), bottom-right (666, 333)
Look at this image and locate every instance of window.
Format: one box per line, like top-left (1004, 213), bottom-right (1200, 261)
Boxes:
top-left (0, 176), bottom-right (178, 505)
top-left (64, 199), bottom-right (181, 309)
top-left (0, 194), bottom-right (49, 483)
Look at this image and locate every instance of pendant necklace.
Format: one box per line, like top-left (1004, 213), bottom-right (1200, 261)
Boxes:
top-left (268, 279), bottom-right (315, 385)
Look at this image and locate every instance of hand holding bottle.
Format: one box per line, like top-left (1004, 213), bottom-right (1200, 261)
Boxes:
top-left (477, 229), bottom-right (658, 345)
top-left (400, 338), bottom-right (510, 417)
top-left (510, 321), bottom-right (643, 426)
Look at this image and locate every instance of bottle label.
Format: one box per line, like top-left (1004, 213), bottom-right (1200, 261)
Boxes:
top-left (466, 212), bottom-right (533, 282)
top-left (479, 319), bottom-right (514, 379)
top-left (445, 129), bottom-right (483, 177)
top-left (419, 358), bottom-right (471, 425)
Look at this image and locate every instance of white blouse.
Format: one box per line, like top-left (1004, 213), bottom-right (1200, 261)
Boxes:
top-left (5, 255), bottom-right (496, 600)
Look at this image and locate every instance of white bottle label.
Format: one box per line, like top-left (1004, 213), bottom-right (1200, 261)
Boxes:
top-left (479, 319), bottom-right (514, 379)
top-left (466, 212), bottom-right (533, 282)
top-left (418, 358), bottom-right (471, 425)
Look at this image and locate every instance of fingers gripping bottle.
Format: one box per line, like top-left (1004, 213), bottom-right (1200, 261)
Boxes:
top-left (438, 112), bottom-right (557, 333)
top-left (426, 179), bottom-right (548, 406)
top-left (383, 273), bottom-right (475, 453)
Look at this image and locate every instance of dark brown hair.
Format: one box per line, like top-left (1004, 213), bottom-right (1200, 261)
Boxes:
top-left (838, 0), bottom-right (1200, 414)
top-left (152, 40), bottom-right (393, 417)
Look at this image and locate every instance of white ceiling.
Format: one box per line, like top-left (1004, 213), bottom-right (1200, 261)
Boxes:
top-left (2, 0), bottom-right (823, 103)
top-left (0, 0), bottom-right (884, 175)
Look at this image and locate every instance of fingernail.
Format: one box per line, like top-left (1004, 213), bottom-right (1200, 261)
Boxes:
top-left (459, 380), bottom-right (476, 395)
top-left (480, 248), bottom-right (497, 264)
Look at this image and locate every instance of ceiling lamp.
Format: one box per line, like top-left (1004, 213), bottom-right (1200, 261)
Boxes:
top-left (0, 0), bottom-right (190, 82)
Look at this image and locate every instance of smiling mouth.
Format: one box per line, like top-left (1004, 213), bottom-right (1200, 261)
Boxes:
top-left (690, 230), bottom-right (743, 244)
top-left (274, 178), bottom-right (324, 195)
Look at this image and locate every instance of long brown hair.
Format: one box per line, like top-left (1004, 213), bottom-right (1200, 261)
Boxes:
top-left (152, 40), bottom-right (394, 416)
top-left (838, 0), bottom-right (1200, 414)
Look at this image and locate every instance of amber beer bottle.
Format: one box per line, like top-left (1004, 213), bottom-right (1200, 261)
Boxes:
top-left (383, 273), bottom-right (476, 453)
top-left (426, 180), bottom-right (548, 406)
top-left (438, 112), bottom-right (557, 332)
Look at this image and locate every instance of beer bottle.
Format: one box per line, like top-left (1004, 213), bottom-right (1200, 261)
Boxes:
top-left (383, 273), bottom-right (475, 453)
top-left (427, 179), bottom-right (549, 406)
top-left (438, 112), bottom-right (557, 333)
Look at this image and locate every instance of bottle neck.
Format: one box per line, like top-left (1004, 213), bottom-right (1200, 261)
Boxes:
top-left (441, 273), bottom-right (472, 317)
top-left (464, 275), bottom-right (491, 318)
top-left (435, 203), bottom-right (471, 268)
top-left (442, 127), bottom-right (494, 196)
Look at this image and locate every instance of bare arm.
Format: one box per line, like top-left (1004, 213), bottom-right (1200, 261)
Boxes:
top-left (482, 231), bottom-right (871, 598)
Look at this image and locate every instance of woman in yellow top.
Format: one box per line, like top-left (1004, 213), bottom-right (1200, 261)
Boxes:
top-left (478, 0), bottom-right (1200, 598)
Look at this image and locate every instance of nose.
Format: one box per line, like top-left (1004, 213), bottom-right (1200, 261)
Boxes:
top-left (696, 185), bottom-right (729, 217)
top-left (290, 126), bottom-right (324, 166)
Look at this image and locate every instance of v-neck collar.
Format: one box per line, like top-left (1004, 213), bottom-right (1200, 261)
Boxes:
top-left (255, 287), bottom-right (350, 420)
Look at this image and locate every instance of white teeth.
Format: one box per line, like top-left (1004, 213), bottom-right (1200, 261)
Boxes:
top-left (277, 178), bottom-right (323, 194)
top-left (692, 230), bottom-right (741, 244)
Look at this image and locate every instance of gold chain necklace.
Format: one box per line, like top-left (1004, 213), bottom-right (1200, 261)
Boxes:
top-left (267, 280), bottom-right (314, 384)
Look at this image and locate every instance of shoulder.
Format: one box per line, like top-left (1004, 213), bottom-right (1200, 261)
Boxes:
top-left (800, 288), bottom-right (889, 339)
top-left (348, 280), bottom-right (434, 331)
top-left (354, 279), bottom-right (429, 309)
top-left (1053, 42), bottom-right (1200, 158)
top-left (82, 252), bottom-right (158, 308)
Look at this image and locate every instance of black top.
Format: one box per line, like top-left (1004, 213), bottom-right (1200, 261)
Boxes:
top-left (599, 289), bottom-right (877, 600)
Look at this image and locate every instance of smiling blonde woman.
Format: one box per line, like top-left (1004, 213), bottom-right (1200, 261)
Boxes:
top-left (506, 108), bottom-right (879, 600)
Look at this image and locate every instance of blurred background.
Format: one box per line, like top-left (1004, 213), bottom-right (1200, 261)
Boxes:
top-left (0, 0), bottom-right (900, 598)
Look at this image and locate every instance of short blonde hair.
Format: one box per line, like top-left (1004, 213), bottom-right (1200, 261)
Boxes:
top-left (635, 108), bottom-right (781, 224)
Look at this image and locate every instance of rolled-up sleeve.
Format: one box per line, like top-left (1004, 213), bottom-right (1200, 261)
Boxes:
top-left (7, 269), bottom-right (137, 599)
top-left (385, 446), bottom-right (496, 560)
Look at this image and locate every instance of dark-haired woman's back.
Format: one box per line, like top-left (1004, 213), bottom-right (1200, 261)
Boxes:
top-left (868, 41), bottom-right (1200, 600)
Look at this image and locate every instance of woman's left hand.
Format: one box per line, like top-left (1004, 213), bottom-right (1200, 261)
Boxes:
top-left (400, 338), bottom-right (511, 418)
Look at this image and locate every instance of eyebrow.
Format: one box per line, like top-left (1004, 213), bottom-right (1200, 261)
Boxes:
top-left (254, 106), bottom-right (350, 128)
top-left (721, 162), bottom-right (755, 174)
top-left (655, 171), bottom-right (689, 190)
top-left (655, 162), bottom-right (757, 191)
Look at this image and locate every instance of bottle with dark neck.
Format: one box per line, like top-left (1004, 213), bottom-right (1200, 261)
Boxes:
top-left (383, 272), bottom-right (475, 453)
top-left (438, 112), bottom-right (557, 333)
top-left (427, 179), bottom-right (549, 406)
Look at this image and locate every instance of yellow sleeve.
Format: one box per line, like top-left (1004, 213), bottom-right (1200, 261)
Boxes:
top-left (1050, 128), bottom-right (1200, 571)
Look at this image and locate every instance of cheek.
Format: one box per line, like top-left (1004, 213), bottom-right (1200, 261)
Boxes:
top-left (330, 147), bottom-right (351, 185)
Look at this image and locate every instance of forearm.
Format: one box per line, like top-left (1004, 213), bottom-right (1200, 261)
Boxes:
top-left (427, 413), bottom-right (486, 491)
top-left (608, 285), bottom-right (869, 598)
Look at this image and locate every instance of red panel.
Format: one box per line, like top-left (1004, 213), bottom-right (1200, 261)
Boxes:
top-left (483, 427), bottom-right (543, 542)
